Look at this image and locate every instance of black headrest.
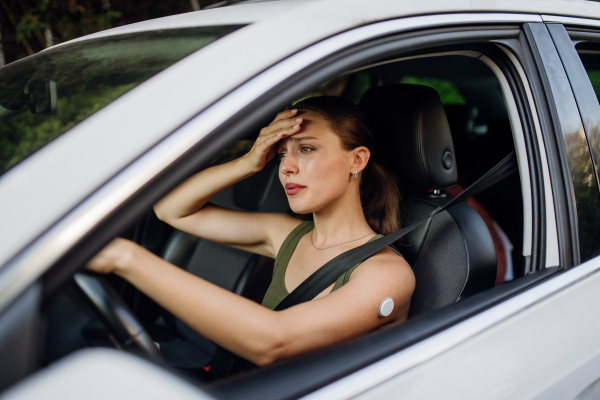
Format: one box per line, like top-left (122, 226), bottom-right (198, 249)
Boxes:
top-left (359, 84), bottom-right (457, 189)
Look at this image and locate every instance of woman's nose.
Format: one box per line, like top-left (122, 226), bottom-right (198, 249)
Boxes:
top-left (280, 154), bottom-right (298, 176)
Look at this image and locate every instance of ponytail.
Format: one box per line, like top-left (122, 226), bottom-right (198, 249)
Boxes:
top-left (293, 96), bottom-right (404, 235)
top-left (360, 161), bottom-right (402, 235)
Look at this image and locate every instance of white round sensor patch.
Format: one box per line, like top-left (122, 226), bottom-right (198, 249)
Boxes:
top-left (378, 297), bottom-right (394, 318)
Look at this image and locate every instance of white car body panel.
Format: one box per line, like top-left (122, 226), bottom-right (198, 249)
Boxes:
top-left (1, 349), bottom-right (215, 400)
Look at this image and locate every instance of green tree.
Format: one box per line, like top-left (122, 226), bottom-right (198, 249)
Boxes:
top-left (0, 0), bottom-right (222, 64)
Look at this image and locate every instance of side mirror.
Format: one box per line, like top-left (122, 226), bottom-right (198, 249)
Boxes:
top-left (26, 79), bottom-right (57, 115)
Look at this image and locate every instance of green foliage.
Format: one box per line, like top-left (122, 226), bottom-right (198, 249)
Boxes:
top-left (292, 73), bottom-right (466, 108)
top-left (400, 76), bottom-right (466, 105)
top-left (16, 0), bottom-right (123, 45)
top-left (586, 70), bottom-right (600, 100)
top-left (0, 84), bottom-right (134, 174)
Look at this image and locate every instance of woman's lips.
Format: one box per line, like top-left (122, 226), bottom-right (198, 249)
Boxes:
top-left (285, 183), bottom-right (306, 196)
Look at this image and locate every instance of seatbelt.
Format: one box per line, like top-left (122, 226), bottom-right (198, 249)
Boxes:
top-left (274, 151), bottom-right (519, 311)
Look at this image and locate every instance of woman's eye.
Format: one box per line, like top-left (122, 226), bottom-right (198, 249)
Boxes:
top-left (278, 152), bottom-right (287, 159)
top-left (301, 147), bottom-right (312, 153)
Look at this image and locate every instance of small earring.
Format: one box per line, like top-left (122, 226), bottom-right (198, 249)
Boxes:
top-left (353, 171), bottom-right (358, 180)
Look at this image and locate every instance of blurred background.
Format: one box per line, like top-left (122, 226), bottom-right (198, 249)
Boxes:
top-left (0, 0), bottom-right (225, 65)
top-left (4, 0), bottom-right (600, 66)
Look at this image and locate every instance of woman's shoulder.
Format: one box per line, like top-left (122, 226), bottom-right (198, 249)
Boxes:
top-left (351, 247), bottom-right (414, 289)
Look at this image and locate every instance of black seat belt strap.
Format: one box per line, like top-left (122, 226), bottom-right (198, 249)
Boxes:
top-left (274, 151), bottom-right (518, 311)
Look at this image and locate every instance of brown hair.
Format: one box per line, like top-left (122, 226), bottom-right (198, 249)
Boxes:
top-left (293, 96), bottom-right (403, 235)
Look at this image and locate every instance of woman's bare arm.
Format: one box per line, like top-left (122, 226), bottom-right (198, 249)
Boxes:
top-left (88, 239), bottom-right (414, 366)
top-left (153, 109), bottom-right (304, 258)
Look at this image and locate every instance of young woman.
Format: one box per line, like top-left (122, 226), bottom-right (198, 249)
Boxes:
top-left (87, 96), bottom-right (415, 367)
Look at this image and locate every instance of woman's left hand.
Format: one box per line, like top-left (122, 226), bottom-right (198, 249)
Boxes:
top-left (86, 238), bottom-right (137, 275)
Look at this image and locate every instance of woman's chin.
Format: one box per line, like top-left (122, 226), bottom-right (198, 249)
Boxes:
top-left (288, 199), bottom-right (314, 215)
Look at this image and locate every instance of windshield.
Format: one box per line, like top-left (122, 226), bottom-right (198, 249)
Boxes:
top-left (0, 25), bottom-right (243, 177)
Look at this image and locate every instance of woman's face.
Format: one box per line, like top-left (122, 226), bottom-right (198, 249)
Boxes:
top-left (277, 111), bottom-right (355, 214)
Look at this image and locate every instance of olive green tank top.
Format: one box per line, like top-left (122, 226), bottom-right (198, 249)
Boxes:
top-left (262, 221), bottom-right (399, 310)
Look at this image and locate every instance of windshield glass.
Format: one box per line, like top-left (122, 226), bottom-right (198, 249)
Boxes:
top-left (0, 25), bottom-right (243, 177)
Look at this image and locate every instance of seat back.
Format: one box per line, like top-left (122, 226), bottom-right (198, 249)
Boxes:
top-left (359, 84), bottom-right (497, 317)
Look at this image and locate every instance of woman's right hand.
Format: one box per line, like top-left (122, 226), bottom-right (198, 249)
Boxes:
top-left (241, 109), bottom-right (304, 173)
top-left (86, 238), bottom-right (139, 275)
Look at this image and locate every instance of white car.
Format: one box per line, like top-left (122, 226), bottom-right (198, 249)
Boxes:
top-left (1, 0), bottom-right (600, 399)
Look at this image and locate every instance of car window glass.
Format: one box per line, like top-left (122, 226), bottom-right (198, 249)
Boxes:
top-left (399, 76), bottom-right (466, 104)
top-left (574, 45), bottom-right (600, 261)
top-left (0, 25), bottom-right (243, 178)
top-left (577, 48), bottom-right (600, 101)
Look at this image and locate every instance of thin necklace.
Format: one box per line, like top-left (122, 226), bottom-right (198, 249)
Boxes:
top-left (310, 230), bottom-right (376, 250)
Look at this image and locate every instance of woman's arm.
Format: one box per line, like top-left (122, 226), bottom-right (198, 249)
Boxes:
top-left (88, 240), bottom-right (414, 366)
top-left (153, 109), bottom-right (304, 258)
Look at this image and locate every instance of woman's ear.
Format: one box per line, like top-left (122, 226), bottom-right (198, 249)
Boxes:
top-left (351, 146), bottom-right (371, 173)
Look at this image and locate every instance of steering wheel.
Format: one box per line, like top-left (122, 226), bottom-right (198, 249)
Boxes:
top-left (73, 272), bottom-right (164, 364)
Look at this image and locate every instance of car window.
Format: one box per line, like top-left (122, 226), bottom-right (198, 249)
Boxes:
top-left (0, 25), bottom-right (243, 178)
top-left (577, 47), bottom-right (600, 101)
top-left (573, 44), bottom-right (600, 261)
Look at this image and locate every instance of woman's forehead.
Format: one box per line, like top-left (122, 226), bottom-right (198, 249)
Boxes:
top-left (295, 111), bottom-right (332, 137)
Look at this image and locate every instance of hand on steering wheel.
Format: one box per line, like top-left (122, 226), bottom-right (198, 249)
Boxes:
top-left (74, 271), bottom-right (164, 364)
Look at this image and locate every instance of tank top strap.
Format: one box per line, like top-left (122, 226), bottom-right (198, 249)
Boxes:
top-left (272, 221), bottom-right (314, 285)
top-left (262, 221), bottom-right (313, 310)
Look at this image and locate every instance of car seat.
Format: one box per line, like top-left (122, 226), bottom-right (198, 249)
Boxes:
top-left (358, 84), bottom-right (497, 318)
